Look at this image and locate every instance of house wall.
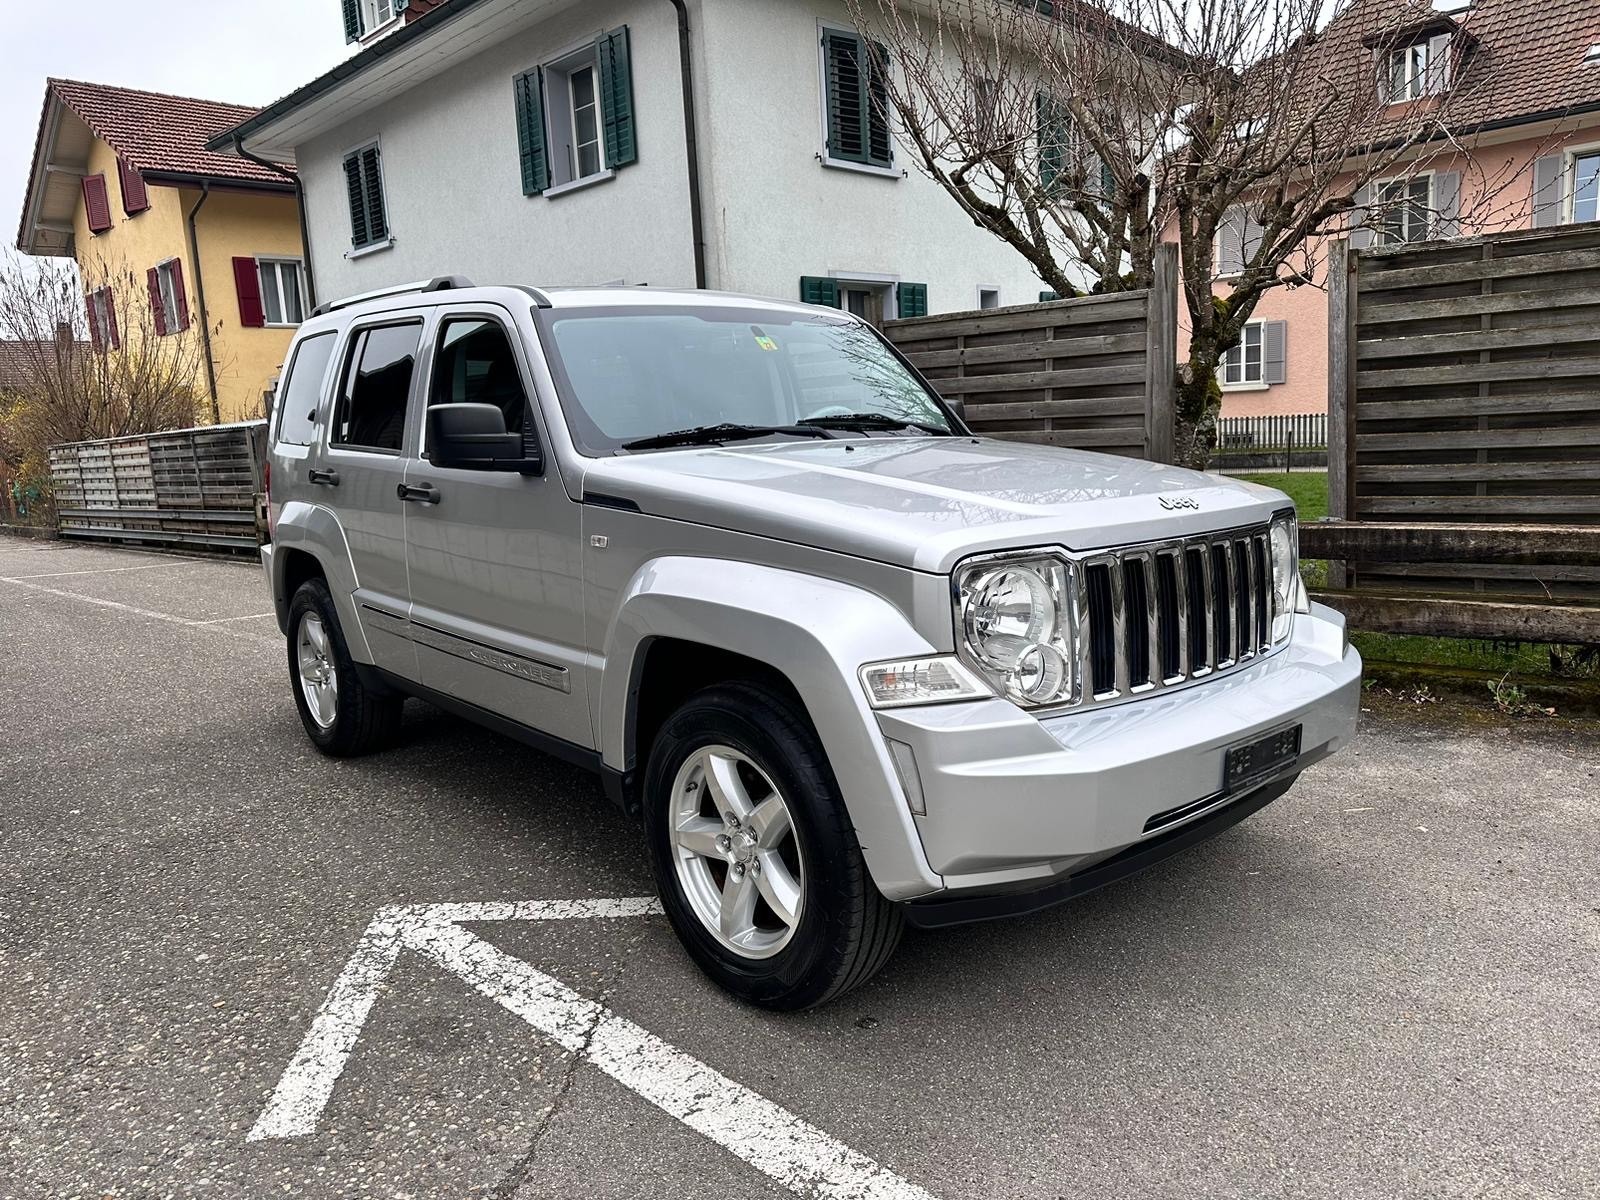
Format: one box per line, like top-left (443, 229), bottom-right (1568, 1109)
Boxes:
top-left (294, 0), bottom-right (1048, 314)
top-left (696, 0), bottom-right (1047, 312)
top-left (1210, 125), bottom-right (1600, 419)
top-left (70, 136), bottom-right (303, 423)
top-left (298, 0), bottom-right (697, 302)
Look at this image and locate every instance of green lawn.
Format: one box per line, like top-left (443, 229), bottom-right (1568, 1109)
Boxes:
top-left (1232, 472), bottom-right (1329, 522)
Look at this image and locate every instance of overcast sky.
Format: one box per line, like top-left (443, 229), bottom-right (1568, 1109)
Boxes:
top-left (1, 0), bottom-right (355, 256)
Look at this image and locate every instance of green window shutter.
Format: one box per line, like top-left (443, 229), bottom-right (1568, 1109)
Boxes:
top-left (341, 0), bottom-right (362, 43)
top-left (897, 283), bottom-right (928, 319)
top-left (343, 153), bottom-right (369, 247)
top-left (598, 26), bottom-right (638, 169)
top-left (800, 276), bottom-right (840, 308)
top-left (823, 31), bottom-right (866, 164)
top-left (1039, 290), bottom-right (1061, 303)
top-left (865, 40), bottom-right (893, 168)
top-left (360, 145), bottom-right (388, 243)
top-left (1037, 92), bottom-right (1067, 194)
top-left (1100, 159), bottom-right (1115, 205)
top-left (513, 69), bottom-right (550, 195)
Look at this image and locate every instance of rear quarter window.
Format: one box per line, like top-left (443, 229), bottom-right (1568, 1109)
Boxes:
top-left (273, 332), bottom-right (338, 447)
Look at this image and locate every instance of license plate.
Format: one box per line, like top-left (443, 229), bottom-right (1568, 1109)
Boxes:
top-left (1223, 724), bottom-right (1302, 793)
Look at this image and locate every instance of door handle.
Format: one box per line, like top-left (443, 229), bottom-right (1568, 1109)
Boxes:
top-left (397, 482), bottom-right (441, 505)
top-left (308, 468), bottom-right (340, 486)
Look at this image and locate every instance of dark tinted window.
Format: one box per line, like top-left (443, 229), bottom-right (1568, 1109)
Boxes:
top-left (274, 332), bottom-right (337, 447)
top-left (429, 319), bottom-right (526, 436)
top-left (331, 322), bottom-right (422, 451)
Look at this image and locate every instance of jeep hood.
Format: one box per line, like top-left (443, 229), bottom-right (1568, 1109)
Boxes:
top-left (580, 437), bottom-right (1292, 574)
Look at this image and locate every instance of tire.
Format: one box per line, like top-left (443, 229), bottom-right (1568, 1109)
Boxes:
top-left (643, 681), bottom-right (903, 1010)
top-left (286, 577), bottom-right (403, 757)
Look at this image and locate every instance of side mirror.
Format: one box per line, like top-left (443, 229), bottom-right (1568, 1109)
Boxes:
top-left (428, 403), bottom-right (542, 475)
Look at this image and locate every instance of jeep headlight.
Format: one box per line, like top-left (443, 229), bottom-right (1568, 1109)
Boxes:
top-left (955, 555), bottom-right (1076, 708)
top-left (1269, 512), bottom-right (1308, 642)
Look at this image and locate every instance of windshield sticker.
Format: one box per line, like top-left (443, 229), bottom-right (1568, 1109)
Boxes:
top-left (751, 328), bottom-right (779, 352)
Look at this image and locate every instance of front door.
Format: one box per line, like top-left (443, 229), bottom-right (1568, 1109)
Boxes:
top-left (401, 306), bottom-right (592, 750)
top-left (322, 317), bottom-right (427, 678)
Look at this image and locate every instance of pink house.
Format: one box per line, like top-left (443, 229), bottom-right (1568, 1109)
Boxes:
top-left (1213, 0), bottom-right (1600, 418)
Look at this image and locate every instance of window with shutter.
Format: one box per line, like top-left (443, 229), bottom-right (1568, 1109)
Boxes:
top-left (598, 27), bottom-right (637, 170)
top-left (514, 70), bottom-right (550, 195)
top-left (1037, 92), bottom-right (1069, 194)
top-left (343, 143), bottom-right (390, 249)
top-left (1221, 321), bottom-right (1266, 387)
top-left (897, 283), bottom-right (928, 319)
top-left (525, 28), bottom-right (638, 195)
top-left (1215, 206), bottom-right (1262, 277)
top-left (1571, 151), bottom-right (1600, 225)
top-left (822, 28), bottom-right (892, 169)
top-left (86, 288), bottom-right (119, 351)
top-left (118, 160), bottom-right (148, 215)
top-left (148, 260), bottom-right (188, 336)
top-left (799, 277), bottom-right (840, 308)
top-left (82, 174), bottom-right (112, 234)
top-left (341, 0), bottom-right (362, 42)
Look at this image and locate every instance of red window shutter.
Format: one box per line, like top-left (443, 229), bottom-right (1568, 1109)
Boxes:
top-left (86, 294), bottom-right (103, 351)
top-left (233, 257), bottom-right (266, 328)
top-left (170, 260), bottom-right (191, 331)
top-left (118, 159), bottom-right (149, 215)
top-left (105, 289), bottom-right (121, 349)
top-left (82, 174), bottom-right (113, 233)
top-left (148, 267), bottom-right (168, 337)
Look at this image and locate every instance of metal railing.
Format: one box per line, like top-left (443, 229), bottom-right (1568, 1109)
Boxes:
top-left (1217, 413), bottom-right (1328, 452)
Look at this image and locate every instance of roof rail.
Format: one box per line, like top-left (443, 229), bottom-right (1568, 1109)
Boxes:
top-left (311, 275), bottom-right (475, 318)
top-left (513, 285), bottom-right (554, 308)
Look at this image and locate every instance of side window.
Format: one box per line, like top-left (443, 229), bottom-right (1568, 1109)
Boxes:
top-left (428, 318), bottom-right (528, 439)
top-left (274, 332), bottom-right (338, 447)
top-left (331, 322), bottom-right (423, 452)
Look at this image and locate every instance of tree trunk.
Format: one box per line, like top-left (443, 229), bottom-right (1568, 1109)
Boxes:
top-left (1173, 334), bottom-right (1227, 470)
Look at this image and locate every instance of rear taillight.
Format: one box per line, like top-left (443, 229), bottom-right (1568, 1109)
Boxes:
top-left (264, 461), bottom-right (276, 541)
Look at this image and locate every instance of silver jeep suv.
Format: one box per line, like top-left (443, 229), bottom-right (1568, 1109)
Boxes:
top-left (263, 279), bottom-right (1361, 1009)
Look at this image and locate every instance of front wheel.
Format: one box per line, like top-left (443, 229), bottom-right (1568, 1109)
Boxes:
top-left (643, 682), bottom-right (903, 1010)
top-left (286, 578), bottom-right (403, 756)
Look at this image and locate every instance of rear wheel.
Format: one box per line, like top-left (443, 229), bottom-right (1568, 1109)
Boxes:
top-left (643, 682), bottom-right (903, 1010)
top-left (286, 578), bottom-right (403, 756)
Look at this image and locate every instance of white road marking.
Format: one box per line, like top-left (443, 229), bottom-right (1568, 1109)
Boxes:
top-left (0, 576), bottom-right (267, 634)
top-left (191, 612), bottom-right (277, 625)
top-left (0, 560), bottom-right (204, 581)
top-left (251, 898), bottom-right (938, 1200)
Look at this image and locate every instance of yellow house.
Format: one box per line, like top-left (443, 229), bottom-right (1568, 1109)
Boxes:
top-left (16, 79), bottom-right (307, 423)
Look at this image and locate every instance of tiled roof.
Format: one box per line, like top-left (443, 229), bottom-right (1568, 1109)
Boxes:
top-left (45, 79), bottom-right (295, 186)
top-left (0, 339), bottom-right (81, 390)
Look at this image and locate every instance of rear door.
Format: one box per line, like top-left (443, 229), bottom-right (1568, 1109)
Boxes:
top-left (321, 316), bottom-right (428, 678)
top-left (401, 304), bottom-right (592, 750)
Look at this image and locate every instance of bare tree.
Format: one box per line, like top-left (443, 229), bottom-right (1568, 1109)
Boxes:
top-left (0, 251), bottom-right (204, 490)
top-left (845, 0), bottom-right (1500, 464)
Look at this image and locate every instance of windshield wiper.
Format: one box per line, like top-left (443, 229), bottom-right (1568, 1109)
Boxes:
top-left (620, 422), bottom-right (829, 452)
top-left (797, 412), bottom-right (951, 436)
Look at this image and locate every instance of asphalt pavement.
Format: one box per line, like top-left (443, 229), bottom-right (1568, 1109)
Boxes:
top-left (1, 534), bottom-right (1596, 1200)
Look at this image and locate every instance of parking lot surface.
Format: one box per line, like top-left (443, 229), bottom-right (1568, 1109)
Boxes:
top-left (2, 535), bottom-right (1597, 1199)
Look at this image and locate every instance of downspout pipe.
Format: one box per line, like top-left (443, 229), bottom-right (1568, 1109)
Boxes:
top-left (233, 134), bottom-right (317, 311)
top-left (667, 0), bottom-right (708, 289)
top-left (185, 182), bottom-right (221, 423)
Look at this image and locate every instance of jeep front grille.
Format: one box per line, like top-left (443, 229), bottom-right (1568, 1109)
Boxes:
top-left (1077, 525), bottom-right (1274, 703)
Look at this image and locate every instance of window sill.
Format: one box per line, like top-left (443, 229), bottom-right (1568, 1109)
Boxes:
top-left (264, 322), bottom-right (301, 330)
top-left (1221, 381), bottom-right (1271, 392)
top-left (820, 157), bottom-right (901, 179)
top-left (543, 170), bottom-right (616, 200)
top-left (346, 237), bottom-right (395, 260)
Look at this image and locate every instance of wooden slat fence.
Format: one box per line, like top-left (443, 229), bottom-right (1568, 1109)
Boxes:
top-left (1322, 225), bottom-right (1600, 641)
top-left (884, 243), bottom-right (1176, 462)
top-left (48, 421), bottom-right (268, 551)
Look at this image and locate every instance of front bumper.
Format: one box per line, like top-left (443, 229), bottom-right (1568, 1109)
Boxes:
top-left (874, 603), bottom-right (1361, 900)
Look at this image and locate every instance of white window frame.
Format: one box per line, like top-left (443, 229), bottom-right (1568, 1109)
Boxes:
top-left (537, 37), bottom-right (613, 196)
top-left (1221, 319), bottom-right (1267, 391)
top-left (1373, 171), bottom-right (1435, 246)
top-left (1386, 41), bottom-right (1431, 102)
top-left (359, 0), bottom-right (399, 40)
top-left (816, 19), bottom-right (901, 180)
top-left (257, 257), bottom-right (308, 328)
top-left (1564, 141), bottom-right (1600, 225)
top-left (155, 259), bottom-right (181, 334)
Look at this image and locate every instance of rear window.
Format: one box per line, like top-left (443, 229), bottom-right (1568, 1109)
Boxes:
top-left (331, 322), bottom-right (423, 452)
top-left (273, 332), bottom-right (337, 447)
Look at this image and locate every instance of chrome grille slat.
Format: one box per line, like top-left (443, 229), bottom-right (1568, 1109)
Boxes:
top-left (1073, 522), bottom-right (1279, 713)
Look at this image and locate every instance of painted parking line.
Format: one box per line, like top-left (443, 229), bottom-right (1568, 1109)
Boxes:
top-left (0, 575), bottom-right (269, 634)
top-left (0, 560), bottom-right (206, 581)
top-left (253, 898), bottom-right (939, 1200)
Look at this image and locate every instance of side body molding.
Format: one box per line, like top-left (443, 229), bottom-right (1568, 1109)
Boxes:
top-left (268, 501), bottom-right (372, 663)
top-left (599, 557), bottom-right (946, 900)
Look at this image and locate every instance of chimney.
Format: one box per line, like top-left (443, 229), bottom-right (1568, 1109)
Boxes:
top-left (56, 321), bottom-right (73, 351)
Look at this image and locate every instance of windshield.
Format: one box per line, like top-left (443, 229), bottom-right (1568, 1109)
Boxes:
top-left (537, 305), bottom-right (959, 453)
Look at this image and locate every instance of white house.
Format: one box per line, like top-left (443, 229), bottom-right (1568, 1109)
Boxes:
top-left (211, 0), bottom-right (1056, 321)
